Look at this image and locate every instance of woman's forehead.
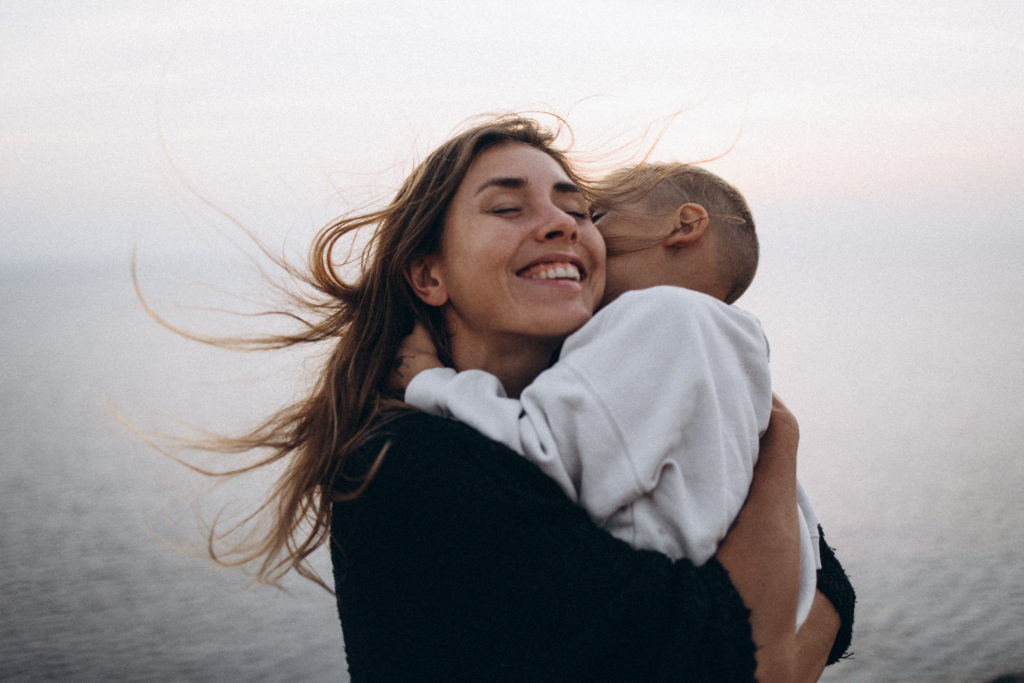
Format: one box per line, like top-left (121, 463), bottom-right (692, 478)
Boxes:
top-left (462, 143), bottom-right (572, 190)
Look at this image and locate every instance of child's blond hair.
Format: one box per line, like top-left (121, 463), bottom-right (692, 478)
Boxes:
top-left (596, 163), bottom-right (759, 304)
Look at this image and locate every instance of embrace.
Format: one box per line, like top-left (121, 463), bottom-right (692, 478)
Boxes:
top-left (185, 115), bottom-right (855, 681)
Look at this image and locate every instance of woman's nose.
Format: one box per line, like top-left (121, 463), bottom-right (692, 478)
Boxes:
top-left (536, 206), bottom-right (579, 244)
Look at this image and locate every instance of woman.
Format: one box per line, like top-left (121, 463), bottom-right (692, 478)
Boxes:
top-left (198, 115), bottom-right (852, 680)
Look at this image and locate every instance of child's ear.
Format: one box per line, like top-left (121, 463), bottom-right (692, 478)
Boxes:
top-left (405, 256), bottom-right (449, 306)
top-left (664, 203), bottom-right (710, 248)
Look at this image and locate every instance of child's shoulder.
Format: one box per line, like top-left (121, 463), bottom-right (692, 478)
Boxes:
top-left (560, 285), bottom-right (768, 365)
top-left (615, 285), bottom-right (719, 307)
top-left (581, 286), bottom-right (763, 343)
top-left (603, 286), bottom-right (736, 322)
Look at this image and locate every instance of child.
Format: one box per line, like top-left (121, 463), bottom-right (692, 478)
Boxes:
top-left (397, 163), bottom-right (821, 629)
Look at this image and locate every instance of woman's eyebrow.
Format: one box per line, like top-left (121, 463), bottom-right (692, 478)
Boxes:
top-left (475, 177), bottom-right (526, 195)
top-left (553, 181), bottom-right (582, 195)
top-left (474, 177), bottom-right (581, 196)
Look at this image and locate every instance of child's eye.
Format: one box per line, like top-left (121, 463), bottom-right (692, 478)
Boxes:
top-left (590, 211), bottom-right (605, 222)
top-left (492, 207), bottom-right (521, 215)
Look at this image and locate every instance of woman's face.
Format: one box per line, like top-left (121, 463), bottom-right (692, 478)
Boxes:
top-left (422, 142), bottom-right (605, 359)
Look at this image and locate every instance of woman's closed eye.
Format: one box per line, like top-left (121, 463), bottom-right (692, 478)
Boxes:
top-left (489, 200), bottom-right (589, 220)
top-left (561, 202), bottom-right (591, 220)
top-left (491, 206), bottom-right (587, 220)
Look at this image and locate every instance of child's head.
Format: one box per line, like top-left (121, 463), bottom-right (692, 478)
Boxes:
top-left (592, 163), bottom-right (758, 305)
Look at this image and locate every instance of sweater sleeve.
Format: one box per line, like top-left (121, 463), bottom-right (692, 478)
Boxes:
top-left (331, 413), bottom-right (757, 682)
top-left (816, 525), bottom-right (857, 665)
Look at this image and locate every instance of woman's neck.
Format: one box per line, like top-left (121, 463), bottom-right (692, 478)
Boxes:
top-left (450, 333), bottom-right (559, 398)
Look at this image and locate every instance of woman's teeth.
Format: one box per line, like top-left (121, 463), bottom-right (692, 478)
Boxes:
top-left (529, 264), bottom-right (581, 281)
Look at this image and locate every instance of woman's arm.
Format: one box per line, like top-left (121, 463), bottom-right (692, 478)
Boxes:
top-left (716, 400), bottom-right (854, 680)
top-left (714, 395), bottom-right (802, 680)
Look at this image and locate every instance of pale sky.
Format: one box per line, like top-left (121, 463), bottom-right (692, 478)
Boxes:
top-left (2, 0), bottom-right (1022, 263)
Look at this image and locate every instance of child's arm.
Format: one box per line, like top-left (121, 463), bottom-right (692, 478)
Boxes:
top-left (400, 287), bottom-right (772, 544)
top-left (405, 366), bottom-right (581, 499)
top-left (395, 323), bottom-right (580, 499)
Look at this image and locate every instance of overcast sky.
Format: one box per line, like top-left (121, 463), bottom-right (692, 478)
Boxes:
top-left (2, 0), bottom-right (1022, 264)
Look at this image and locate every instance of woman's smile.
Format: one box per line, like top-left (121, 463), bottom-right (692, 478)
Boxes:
top-left (517, 258), bottom-right (585, 282)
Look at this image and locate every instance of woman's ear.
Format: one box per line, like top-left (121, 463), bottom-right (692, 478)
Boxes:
top-left (406, 256), bottom-right (448, 306)
top-left (664, 203), bottom-right (710, 248)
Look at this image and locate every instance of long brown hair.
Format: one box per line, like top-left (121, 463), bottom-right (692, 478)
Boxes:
top-left (145, 114), bottom-right (587, 589)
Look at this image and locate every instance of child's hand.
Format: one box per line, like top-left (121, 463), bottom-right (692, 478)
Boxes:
top-left (390, 322), bottom-right (443, 395)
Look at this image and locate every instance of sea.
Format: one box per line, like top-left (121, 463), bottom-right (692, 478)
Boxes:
top-left (2, 235), bottom-right (1022, 681)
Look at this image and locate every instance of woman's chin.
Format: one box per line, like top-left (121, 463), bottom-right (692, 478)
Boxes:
top-left (526, 305), bottom-right (595, 341)
top-left (515, 279), bottom-right (601, 327)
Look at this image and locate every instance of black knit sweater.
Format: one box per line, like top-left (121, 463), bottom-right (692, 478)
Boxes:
top-left (331, 412), bottom-right (854, 681)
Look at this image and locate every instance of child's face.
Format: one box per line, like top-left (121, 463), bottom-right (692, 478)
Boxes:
top-left (595, 199), bottom-right (726, 305)
top-left (593, 201), bottom-right (675, 305)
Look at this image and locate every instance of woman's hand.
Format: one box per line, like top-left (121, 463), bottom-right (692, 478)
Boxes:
top-left (390, 322), bottom-right (444, 395)
top-left (715, 394), bottom-right (802, 681)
